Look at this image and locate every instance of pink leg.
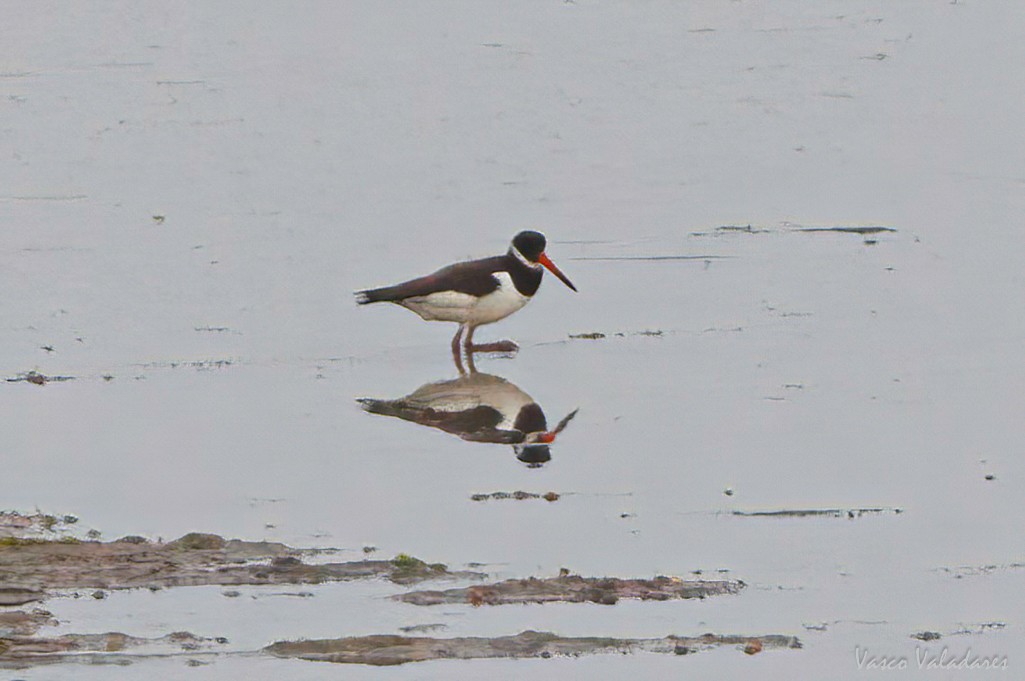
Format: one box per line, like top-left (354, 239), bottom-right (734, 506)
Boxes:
top-left (469, 340), bottom-right (520, 353)
top-left (452, 349), bottom-right (467, 376)
top-left (451, 324), bottom-right (464, 358)
top-left (465, 326), bottom-right (519, 354)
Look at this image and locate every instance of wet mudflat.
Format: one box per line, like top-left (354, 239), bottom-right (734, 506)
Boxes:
top-left (0, 522), bottom-right (786, 668)
top-left (3, 1), bottom-right (1024, 678)
top-left (264, 630), bottom-right (800, 665)
top-left (2, 528), bottom-right (773, 668)
top-left (0, 533), bottom-right (469, 596)
top-left (394, 574), bottom-right (743, 606)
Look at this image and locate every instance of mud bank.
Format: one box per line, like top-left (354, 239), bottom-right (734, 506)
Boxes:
top-left (0, 511), bottom-right (80, 539)
top-left (0, 608), bottom-right (226, 668)
top-left (4, 371), bottom-right (74, 385)
top-left (731, 508), bottom-right (902, 519)
top-left (395, 575), bottom-right (743, 606)
top-left (795, 226), bottom-right (897, 235)
top-left (264, 630), bottom-right (801, 665)
top-left (0, 588), bottom-right (46, 607)
top-left (0, 609), bottom-right (56, 637)
top-left (0, 627), bottom-right (224, 669)
top-left (0, 619), bottom-right (799, 668)
top-left (470, 491), bottom-right (561, 502)
top-left (0, 533), bottom-right (476, 597)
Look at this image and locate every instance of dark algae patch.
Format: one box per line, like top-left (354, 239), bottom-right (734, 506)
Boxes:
top-left (394, 575), bottom-right (743, 606)
top-left (567, 330), bottom-right (664, 340)
top-left (936, 562), bottom-right (1025, 578)
top-left (470, 491), bottom-right (560, 502)
top-left (389, 554), bottom-right (452, 584)
top-left (264, 630), bottom-right (801, 665)
top-left (731, 507), bottom-right (902, 519)
top-left (717, 224), bottom-right (770, 234)
top-left (5, 371), bottom-right (75, 385)
top-left (796, 226), bottom-right (897, 235)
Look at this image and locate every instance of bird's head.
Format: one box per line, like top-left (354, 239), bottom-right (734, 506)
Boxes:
top-left (511, 230), bottom-right (577, 292)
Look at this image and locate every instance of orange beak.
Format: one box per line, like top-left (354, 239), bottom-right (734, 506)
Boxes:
top-left (539, 408), bottom-right (579, 444)
top-left (537, 252), bottom-right (577, 292)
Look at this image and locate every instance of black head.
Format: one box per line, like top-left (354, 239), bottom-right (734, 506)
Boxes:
top-left (511, 231), bottom-right (547, 263)
top-left (510, 230), bottom-right (577, 292)
top-left (515, 444), bottom-right (551, 467)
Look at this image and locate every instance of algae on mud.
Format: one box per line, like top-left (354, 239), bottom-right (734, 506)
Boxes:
top-left (264, 630), bottom-right (802, 665)
top-left (0, 605), bottom-right (223, 669)
top-left (0, 516), bottom-right (775, 669)
top-left (0, 629), bottom-right (226, 669)
top-left (0, 609), bottom-right (56, 637)
top-left (470, 490), bottom-right (561, 502)
top-left (0, 511), bottom-right (79, 539)
top-left (4, 371), bottom-right (75, 385)
top-left (395, 575), bottom-right (744, 606)
top-left (0, 619), bottom-right (800, 669)
top-left (0, 532), bottom-right (478, 596)
top-left (731, 507), bottom-right (903, 519)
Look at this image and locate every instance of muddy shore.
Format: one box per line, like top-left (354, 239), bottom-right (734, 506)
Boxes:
top-left (0, 532), bottom-right (475, 597)
top-left (0, 517), bottom-right (780, 668)
top-left (395, 575), bottom-right (743, 606)
top-left (264, 630), bottom-right (801, 665)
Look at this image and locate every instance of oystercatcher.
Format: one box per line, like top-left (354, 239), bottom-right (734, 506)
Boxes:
top-left (358, 371), bottom-right (578, 466)
top-left (356, 231), bottom-right (576, 354)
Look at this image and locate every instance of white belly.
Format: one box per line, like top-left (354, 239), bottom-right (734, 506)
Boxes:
top-left (406, 373), bottom-right (535, 429)
top-left (399, 272), bottom-right (530, 325)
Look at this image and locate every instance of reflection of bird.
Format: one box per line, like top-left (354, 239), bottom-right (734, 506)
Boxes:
top-left (355, 231), bottom-right (576, 356)
top-left (358, 372), bottom-right (577, 466)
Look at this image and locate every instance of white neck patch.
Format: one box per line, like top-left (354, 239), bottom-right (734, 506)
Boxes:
top-left (512, 246), bottom-right (541, 269)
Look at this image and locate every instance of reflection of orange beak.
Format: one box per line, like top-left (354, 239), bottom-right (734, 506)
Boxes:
top-left (538, 408), bottom-right (579, 444)
top-left (538, 252), bottom-right (577, 292)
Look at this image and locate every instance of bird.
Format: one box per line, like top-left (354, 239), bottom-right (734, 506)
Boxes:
top-left (356, 230), bottom-right (576, 355)
top-left (358, 371), bottom-right (578, 466)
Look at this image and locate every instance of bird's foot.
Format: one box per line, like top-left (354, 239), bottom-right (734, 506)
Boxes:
top-left (468, 340), bottom-right (519, 354)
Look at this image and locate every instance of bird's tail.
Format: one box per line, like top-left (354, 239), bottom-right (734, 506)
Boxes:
top-left (354, 287), bottom-right (390, 305)
top-left (357, 397), bottom-right (417, 420)
top-left (357, 397), bottom-right (388, 412)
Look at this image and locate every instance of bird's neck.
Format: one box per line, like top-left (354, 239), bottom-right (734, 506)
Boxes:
top-left (505, 249), bottom-right (544, 297)
top-left (509, 247), bottom-right (541, 270)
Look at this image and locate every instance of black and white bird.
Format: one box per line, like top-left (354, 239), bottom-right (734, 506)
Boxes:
top-left (356, 231), bottom-right (576, 354)
top-left (358, 371), bottom-right (578, 466)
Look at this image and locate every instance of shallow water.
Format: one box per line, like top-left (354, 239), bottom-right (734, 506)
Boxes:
top-left (2, 1), bottom-right (1023, 677)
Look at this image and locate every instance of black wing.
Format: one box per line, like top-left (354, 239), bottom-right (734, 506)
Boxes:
top-left (356, 256), bottom-right (506, 304)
